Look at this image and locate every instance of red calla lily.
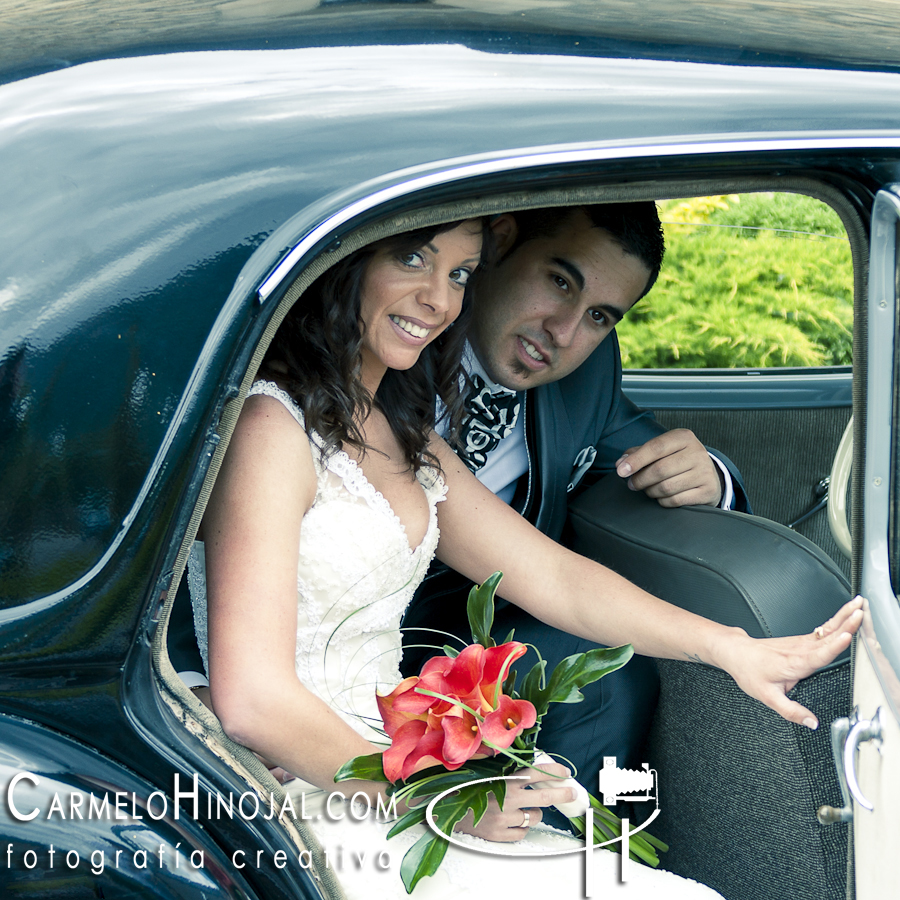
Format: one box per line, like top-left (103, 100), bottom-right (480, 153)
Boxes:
top-left (376, 641), bottom-right (536, 782)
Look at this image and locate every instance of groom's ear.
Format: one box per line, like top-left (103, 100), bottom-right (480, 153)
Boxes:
top-left (490, 214), bottom-right (518, 259)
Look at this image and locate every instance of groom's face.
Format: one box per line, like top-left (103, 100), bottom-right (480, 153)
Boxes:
top-left (469, 211), bottom-right (651, 392)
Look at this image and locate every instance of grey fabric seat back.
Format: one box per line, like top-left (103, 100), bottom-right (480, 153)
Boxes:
top-left (567, 476), bottom-right (851, 900)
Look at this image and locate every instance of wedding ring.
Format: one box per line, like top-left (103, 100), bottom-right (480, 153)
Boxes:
top-left (814, 626), bottom-right (825, 639)
top-left (519, 810), bottom-right (531, 828)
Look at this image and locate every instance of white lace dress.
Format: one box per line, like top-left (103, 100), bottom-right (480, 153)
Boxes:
top-left (189, 381), bottom-right (723, 900)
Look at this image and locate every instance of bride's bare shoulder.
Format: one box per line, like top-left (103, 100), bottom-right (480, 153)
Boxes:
top-left (218, 389), bottom-right (316, 501)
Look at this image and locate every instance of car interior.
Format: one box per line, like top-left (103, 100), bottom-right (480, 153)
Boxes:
top-left (154, 174), bottom-right (864, 900)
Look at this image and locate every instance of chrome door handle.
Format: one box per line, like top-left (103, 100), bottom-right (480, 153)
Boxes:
top-left (817, 716), bottom-right (854, 824)
top-left (843, 708), bottom-right (884, 811)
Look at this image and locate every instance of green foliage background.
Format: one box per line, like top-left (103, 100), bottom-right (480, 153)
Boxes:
top-left (616, 193), bottom-right (854, 369)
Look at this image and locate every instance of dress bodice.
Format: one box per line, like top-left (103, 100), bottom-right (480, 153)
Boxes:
top-left (186, 383), bottom-right (724, 900)
top-left (189, 380), bottom-right (446, 741)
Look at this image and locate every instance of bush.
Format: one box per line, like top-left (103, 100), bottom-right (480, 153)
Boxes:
top-left (617, 194), bottom-right (854, 368)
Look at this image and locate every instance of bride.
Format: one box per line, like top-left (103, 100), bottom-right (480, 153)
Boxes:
top-left (188, 217), bottom-right (860, 899)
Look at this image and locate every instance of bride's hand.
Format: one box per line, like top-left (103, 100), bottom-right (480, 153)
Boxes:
top-left (454, 762), bottom-right (577, 843)
top-left (712, 596), bottom-right (863, 728)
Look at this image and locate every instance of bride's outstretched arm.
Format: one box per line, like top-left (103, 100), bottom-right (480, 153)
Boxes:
top-left (431, 436), bottom-right (862, 730)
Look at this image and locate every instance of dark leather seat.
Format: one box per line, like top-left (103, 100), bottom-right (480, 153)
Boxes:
top-left (567, 475), bottom-right (850, 900)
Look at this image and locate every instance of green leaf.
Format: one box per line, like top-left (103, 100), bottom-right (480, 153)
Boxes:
top-left (333, 752), bottom-right (387, 783)
top-left (519, 658), bottom-right (548, 710)
top-left (399, 782), bottom-right (492, 892)
top-left (545, 645), bottom-right (634, 705)
top-left (433, 781), bottom-right (491, 831)
top-left (400, 831), bottom-right (450, 893)
top-left (400, 766), bottom-right (500, 797)
top-left (442, 644), bottom-right (459, 658)
top-left (568, 791), bottom-right (668, 867)
top-left (466, 572), bottom-right (503, 648)
top-left (386, 805), bottom-right (428, 839)
top-left (486, 776), bottom-right (506, 810)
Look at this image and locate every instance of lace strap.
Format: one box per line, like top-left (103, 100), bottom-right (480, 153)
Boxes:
top-left (248, 380), bottom-right (330, 466)
top-left (247, 380), bottom-right (446, 511)
top-left (248, 380), bottom-right (306, 427)
top-left (417, 464), bottom-right (448, 506)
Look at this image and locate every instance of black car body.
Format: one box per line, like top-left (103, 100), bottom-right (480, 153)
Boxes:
top-left (2, 3), bottom-right (900, 898)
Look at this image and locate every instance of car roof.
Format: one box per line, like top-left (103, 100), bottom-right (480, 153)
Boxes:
top-left (2, 31), bottom-right (899, 647)
top-left (4, 0), bottom-right (900, 84)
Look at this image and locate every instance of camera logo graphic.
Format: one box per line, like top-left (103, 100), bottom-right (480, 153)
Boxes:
top-left (597, 756), bottom-right (658, 807)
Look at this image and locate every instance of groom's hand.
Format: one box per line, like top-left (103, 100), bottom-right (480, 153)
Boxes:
top-left (616, 428), bottom-right (722, 508)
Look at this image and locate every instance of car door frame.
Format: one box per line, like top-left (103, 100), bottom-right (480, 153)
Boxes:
top-left (851, 184), bottom-right (900, 899)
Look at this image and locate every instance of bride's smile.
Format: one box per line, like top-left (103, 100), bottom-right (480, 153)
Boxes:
top-left (358, 220), bottom-right (482, 392)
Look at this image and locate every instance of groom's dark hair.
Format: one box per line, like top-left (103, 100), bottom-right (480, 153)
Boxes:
top-left (502, 201), bottom-right (665, 299)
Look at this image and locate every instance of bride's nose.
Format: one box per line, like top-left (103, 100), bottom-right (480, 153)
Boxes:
top-left (416, 277), bottom-right (453, 317)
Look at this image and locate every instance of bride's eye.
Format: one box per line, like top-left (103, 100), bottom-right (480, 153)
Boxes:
top-left (400, 251), bottom-right (426, 268)
top-left (450, 267), bottom-right (474, 287)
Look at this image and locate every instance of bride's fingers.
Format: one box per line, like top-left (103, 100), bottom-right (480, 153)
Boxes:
top-left (804, 611), bottom-right (861, 667)
top-left (813, 596), bottom-right (864, 639)
top-left (776, 615), bottom-right (857, 686)
top-left (456, 795), bottom-right (544, 842)
top-left (507, 806), bottom-right (542, 834)
top-left (760, 687), bottom-right (822, 730)
top-left (751, 607), bottom-right (861, 726)
top-left (456, 765), bottom-right (578, 841)
top-left (522, 784), bottom-right (578, 810)
top-left (519, 762), bottom-right (571, 782)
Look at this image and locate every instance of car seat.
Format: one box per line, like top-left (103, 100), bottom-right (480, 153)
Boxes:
top-left (567, 474), bottom-right (851, 900)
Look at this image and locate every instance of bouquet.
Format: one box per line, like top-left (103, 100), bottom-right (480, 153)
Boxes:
top-left (335, 572), bottom-right (667, 892)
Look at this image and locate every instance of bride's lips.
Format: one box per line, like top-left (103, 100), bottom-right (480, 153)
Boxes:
top-left (515, 335), bottom-right (550, 370)
top-left (389, 314), bottom-right (439, 344)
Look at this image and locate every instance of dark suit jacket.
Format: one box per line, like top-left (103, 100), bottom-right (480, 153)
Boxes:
top-left (512, 330), bottom-right (747, 537)
top-left (401, 330), bottom-right (748, 654)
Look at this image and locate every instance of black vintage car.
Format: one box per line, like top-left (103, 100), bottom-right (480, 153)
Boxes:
top-left (2, 3), bottom-right (899, 899)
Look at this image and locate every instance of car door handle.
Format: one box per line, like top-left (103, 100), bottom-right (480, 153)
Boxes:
top-left (817, 715), bottom-right (854, 824)
top-left (843, 707), bottom-right (884, 811)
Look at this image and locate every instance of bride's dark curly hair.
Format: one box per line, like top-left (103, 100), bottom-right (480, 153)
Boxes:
top-left (262, 219), bottom-right (491, 472)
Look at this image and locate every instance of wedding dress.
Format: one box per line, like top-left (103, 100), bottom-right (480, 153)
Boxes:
top-left (189, 380), bottom-right (723, 900)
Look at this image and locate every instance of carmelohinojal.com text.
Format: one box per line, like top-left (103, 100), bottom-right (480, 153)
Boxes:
top-left (4, 771), bottom-right (397, 876)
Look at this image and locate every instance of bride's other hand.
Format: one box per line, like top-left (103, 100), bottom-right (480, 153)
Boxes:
top-left (711, 596), bottom-right (863, 729)
top-left (454, 762), bottom-right (576, 842)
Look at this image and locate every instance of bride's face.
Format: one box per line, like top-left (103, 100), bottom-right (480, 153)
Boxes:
top-left (358, 221), bottom-right (482, 391)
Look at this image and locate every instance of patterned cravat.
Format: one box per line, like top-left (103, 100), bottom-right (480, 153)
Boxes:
top-left (457, 374), bottom-right (521, 473)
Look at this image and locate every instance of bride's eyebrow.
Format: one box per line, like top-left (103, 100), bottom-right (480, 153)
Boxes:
top-left (425, 242), bottom-right (480, 266)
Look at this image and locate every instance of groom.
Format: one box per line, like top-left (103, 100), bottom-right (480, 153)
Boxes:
top-left (399, 202), bottom-right (749, 796)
